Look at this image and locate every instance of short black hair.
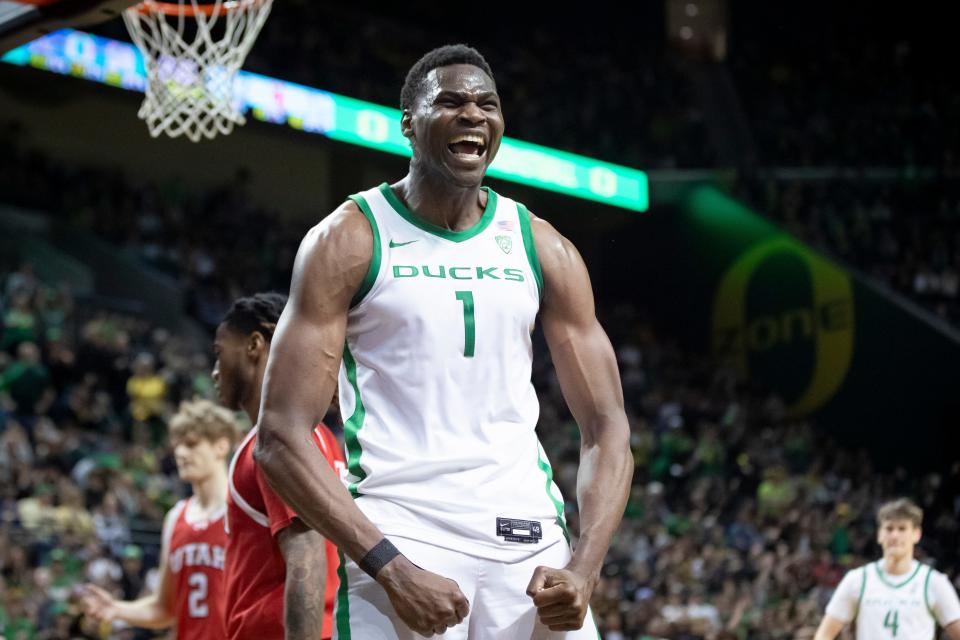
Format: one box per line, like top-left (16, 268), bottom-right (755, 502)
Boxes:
top-left (400, 44), bottom-right (495, 111)
top-left (221, 292), bottom-right (287, 341)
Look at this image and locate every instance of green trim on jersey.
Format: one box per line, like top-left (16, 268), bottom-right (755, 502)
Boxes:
top-left (348, 193), bottom-right (382, 308)
top-left (516, 202), bottom-right (543, 300)
top-left (335, 549), bottom-right (351, 639)
top-left (874, 560), bottom-right (923, 589)
top-left (378, 183), bottom-right (498, 242)
top-left (857, 567), bottom-right (868, 612)
top-left (536, 444), bottom-right (570, 544)
top-left (924, 564), bottom-right (936, 618)
top-left (342, 343), bottom-right (367, 497)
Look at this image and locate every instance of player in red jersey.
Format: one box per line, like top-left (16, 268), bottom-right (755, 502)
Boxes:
top-left (80, 398), bottom-right (242, 639)
top-left (213, 292), bottom-right (343, 640)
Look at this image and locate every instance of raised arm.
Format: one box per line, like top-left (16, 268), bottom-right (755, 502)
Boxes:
top-left (525, 215), bottom-right (633, 631)
top-left (253, 201), bottom-right (468, 636)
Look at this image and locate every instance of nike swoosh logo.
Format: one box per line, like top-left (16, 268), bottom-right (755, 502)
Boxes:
top-left (389, 239), bottom-right (418, 248)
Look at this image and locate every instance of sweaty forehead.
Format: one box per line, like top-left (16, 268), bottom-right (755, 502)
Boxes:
top-left (424, 64), bottom-right (496, 99)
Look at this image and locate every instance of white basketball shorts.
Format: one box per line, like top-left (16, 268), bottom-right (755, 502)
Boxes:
top-left (333, 535), bottom-right (600, 640)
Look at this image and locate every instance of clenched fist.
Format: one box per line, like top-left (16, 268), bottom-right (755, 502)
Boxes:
top-left (526, 565), bottom-right (596, 631)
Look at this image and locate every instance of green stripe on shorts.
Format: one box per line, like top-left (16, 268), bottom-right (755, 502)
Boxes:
top-left (536, 442), bottom-right (570, 543)
top-left (335, 549), bottom-right (351, 639)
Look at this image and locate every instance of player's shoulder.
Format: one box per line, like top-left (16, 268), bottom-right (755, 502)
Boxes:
top-left (857, 561), bottom-right (876, 573)
top-left (292, 197), bottom-right (373, 279)
top-left (227, 433), bottom-right (256, 493)
top-left (520, 208), bottom-right (591, 304)
top-left (166, 498), bottom-right (189, 524)
top-left (306, 198), bottom-right (370, 247)
top-left (520, 208), bottom-right (576, 270)
top-left (161, 498), bottom-right (190, 548)
top-left (233, 429), bottom-right (257, 467)
top-left (838, 562), bottom-right (871, 586)
top-left (921, 562), bottom-right (951, 583)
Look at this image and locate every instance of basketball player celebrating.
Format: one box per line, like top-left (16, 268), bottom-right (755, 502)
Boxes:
top-left (213, 293), bottom-right (343, 640)
top-left (814, 498), bottom-right (960, 640)
top-left (253, 45), bottom-right (632, 639)
top-left (80, 399), bottom-right (240, 639)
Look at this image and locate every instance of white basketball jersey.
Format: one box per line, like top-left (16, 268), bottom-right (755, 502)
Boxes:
top-left (337, 183), bottom-right (568, 561)
top-left (856, 561), bottom-right (936, 640)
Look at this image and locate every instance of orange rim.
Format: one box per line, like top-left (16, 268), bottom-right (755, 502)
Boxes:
top-left (134, 0), bottom-right (266, 17)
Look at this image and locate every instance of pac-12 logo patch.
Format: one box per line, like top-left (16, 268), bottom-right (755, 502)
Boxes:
top-left (495, 235), bottom-right (512, 254)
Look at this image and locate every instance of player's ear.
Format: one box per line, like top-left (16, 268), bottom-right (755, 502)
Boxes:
top-left (247, 331), bottom-right (266, 358)
top-left (214, 436), bottom-right (231, 458)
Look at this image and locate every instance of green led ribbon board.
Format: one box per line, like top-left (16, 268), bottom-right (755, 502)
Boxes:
top-left (3, 30), bottom-right (648, 212)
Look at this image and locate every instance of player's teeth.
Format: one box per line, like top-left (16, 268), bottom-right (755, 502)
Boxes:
top-left (449, 135), bottom-right (485, 146)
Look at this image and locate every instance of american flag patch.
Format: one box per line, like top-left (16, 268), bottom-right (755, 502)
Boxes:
top-left (496, 220), bottom-right (516, 232)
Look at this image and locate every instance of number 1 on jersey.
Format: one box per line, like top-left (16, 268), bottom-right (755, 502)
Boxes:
top-left (455, 291), bottom-right (475, 357)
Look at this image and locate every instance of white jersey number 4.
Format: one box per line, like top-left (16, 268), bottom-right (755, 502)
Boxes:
top-left (883, 609), bottom-right (899, 636)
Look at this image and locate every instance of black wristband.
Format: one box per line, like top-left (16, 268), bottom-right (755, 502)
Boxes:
top-left (358, 538), bottom-right (401, 579)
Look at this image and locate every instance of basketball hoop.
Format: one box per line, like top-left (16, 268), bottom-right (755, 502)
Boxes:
top-left (122, 0), bottom-right (272, 142)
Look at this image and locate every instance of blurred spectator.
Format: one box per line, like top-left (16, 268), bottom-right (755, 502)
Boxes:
top-left (744, 176), bottom-right (960, 325)
top-left (126, 353), bottom-right (167, 424)
top-left (1, 342), bottom-right (51, 420)
top-left (757, 465), bottom-right (796, 522)
top-left (0, 262), bottom-right (957, 638)
top-left (118, 545), bottom-right (145, 601)
top-left (93, 492), bottom-right (131, 558)
top-left (2, 292), bottom-right (38, 352)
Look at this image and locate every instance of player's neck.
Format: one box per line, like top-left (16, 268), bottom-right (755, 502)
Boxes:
top-left (242, 367), bottom-right (266, 426)
top-left (881, 554), bottom-right (915, 575)
top-left (191, 468), bottom-right (227, 514)
top-left (243, 394), bottom-right (260, 428)
top-left (398, 170), bottom-right (485, 231)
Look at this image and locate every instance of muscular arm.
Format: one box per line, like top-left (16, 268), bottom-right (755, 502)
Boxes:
top-left (254, 201), bottom-right (468, 635)
top-left (813, 614), bottom-right (847, 640)
top-left (526, 215), bottom-right (633, 629)
top-left (278, 520), bottom-right (327, 640)
top-left (254, 201), bottom-right (384, 561)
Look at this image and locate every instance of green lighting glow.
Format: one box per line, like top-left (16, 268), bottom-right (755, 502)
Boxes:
top-left (3, 30), bottom-right (649, 212)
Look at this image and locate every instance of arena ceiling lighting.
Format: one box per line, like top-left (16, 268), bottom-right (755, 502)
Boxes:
top-left (2, 29), bottom-right (649, 212)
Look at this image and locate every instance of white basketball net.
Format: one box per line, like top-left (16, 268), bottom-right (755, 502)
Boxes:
top-left (122, 0), bottom-right (272, 142)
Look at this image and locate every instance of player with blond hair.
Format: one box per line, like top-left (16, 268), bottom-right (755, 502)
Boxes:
top-left (814, 498), bottom-right (960, 640)
top-left (80, 398), bottom-right (242, 639)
